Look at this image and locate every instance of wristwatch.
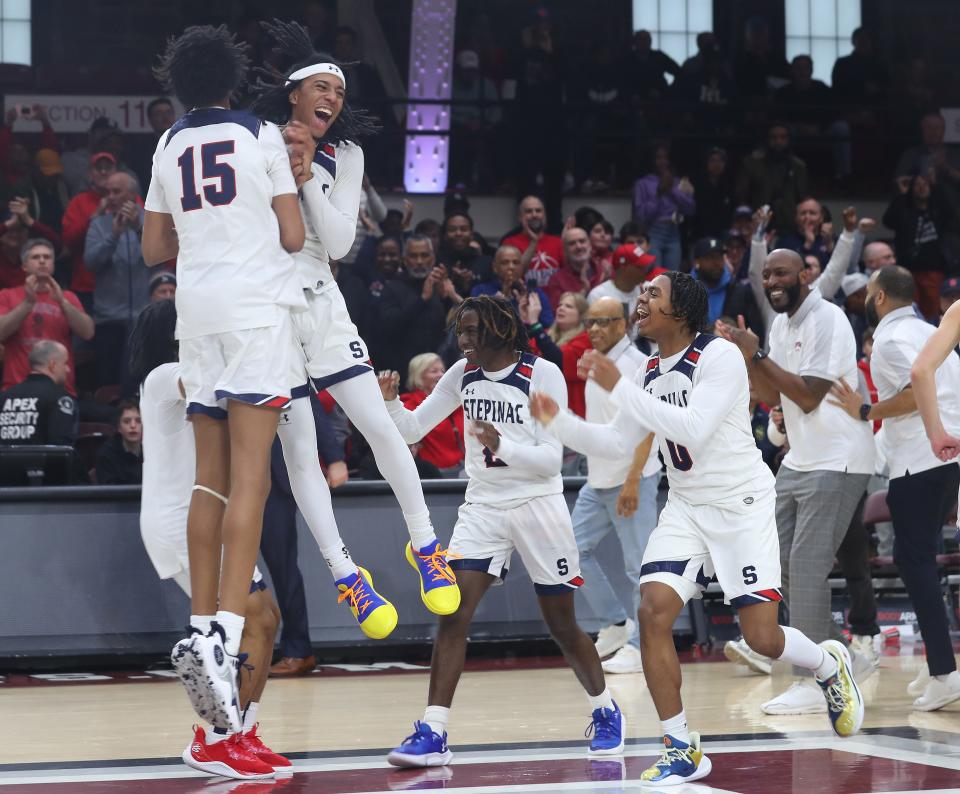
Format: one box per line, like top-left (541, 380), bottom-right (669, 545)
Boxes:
top-left (752, 349), bottom-right (768, 363)
top-left (859, 403), bottom-right (872, 422)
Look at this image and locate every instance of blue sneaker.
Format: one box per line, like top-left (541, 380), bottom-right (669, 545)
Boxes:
top-left (335, 567), bottom-right (398, 640)
top-left (641, 732), bottom-right (712, 786)
top-left (386, 721), bottom-right (453, 768)
top-left (585, 700), bottom-right (625, 756)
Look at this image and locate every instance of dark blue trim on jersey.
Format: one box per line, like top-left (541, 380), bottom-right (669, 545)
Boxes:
top-left (449, 557), bottom-right (508, 581)
top-left (313, 143), bottom-right (337, 179)
top-left (165, 108), bottom-right (263, 148)
top-left (534, 579), bottom-right (583, 596)
top-left (250, 579), bottom-right (267, 594)
top-left (186, 402), bottom-right (228, 420)
top-left (460, 351), bottom-right (538, 396)
top-left (311, 363), bottom-right (373, 392)
top-left (643, 333), bottom-right (718, 385)
top-left (639, 559), bottom-right (714, 589)
top-left (290, 382), bottom-right (311, 400)
top-left (214, 389), bottom-right (292, 409)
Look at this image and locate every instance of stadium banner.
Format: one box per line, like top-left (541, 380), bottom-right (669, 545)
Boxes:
top-left (2, 94), bottom-right (183, 133)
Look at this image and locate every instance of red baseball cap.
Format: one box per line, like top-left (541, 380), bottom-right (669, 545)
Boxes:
top-left (612, 243), bottom-right (657, 271)
top-left (90, 151), bottom-right (117, 166)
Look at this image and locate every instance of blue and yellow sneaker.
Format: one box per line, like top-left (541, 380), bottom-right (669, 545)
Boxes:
top-left (585, 700), bottom-right (625, 756)
top-left (336, 567), bottom-right (398, 640)
top-left (640, 733), bottom-right (712, 786)
top-left (405, 541), bottom-right (461, 615)
top-left (816, 639), bottom-right (864, 737)
top-left (386, 721), bottom-right (453, 768)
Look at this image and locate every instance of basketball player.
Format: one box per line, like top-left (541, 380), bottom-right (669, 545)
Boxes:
top-left (142, 25), bottom-right (306, 732)
top-left (530, 273), bottom-right (863, 786)
top-left (131, 300), bottom-right (289, 780)
top-left (378, 296), bottom-right (625, 767)
top-left (249, 19), bottom-right (460, 618)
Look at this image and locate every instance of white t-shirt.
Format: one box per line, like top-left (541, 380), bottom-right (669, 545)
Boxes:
top-left (583, 335), bottom-right (660, 488)
top-left (587, 280), bottom-right (643, 341)
top-left (871, 305), bottom-right (960, 478)
top-left (139, 362), bottom-right (193, 579)
top-left (296, 140), bottom-right (364, 293)
top-left (144, 107), bottom-right (306, 340)
top-left (767, 291), bottom-right (875, 474)
top-left (387, 353), bottom-right (566, 507)
top-left (552, 334), bottom-right (774, 505)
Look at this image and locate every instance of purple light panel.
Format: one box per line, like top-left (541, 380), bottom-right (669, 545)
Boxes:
top-left (404, 0), bottom-right (456, 193)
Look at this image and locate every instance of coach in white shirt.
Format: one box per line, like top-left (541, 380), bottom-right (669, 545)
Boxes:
top-left (719, 248), bottom-right (875, 715)
top-left (830, 265), bottom-right (960, 711)
top-left (573, 297), bottom-right (660, 674)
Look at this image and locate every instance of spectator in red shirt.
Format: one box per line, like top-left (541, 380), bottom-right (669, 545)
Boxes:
top-left (0, 237), bottom-right (94, 396)
top-left (521, 290), bottom-right (591, 417)
top-left (544, 226), bottom-right (602, 310)
top-left (61, 152), bottom-right (119, 310)
top-left (401, 352), bottom-right (465, 477)
top-left (501, 195), bottom-right (564, 289)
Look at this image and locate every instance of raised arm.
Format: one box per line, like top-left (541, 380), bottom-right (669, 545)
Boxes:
top-left (911, 299), bottom-right (960, 458)
top-left (381, 366), bottom-right (463, 445)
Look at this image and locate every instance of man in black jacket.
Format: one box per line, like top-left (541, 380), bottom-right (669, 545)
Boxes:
top-left (0, 340), bottom-right (77, 445)
top-left (691, 237), bottom-right (765, 344)
top-left (378, 235), bottom-right (457, 382)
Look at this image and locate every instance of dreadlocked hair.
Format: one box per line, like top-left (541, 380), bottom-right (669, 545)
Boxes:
top-left (128, 299), bottom-right (178, 387)
top-left (663, 271), bottom-right (709, 334)
top-left (153, 25), bottom-right (249, 109)
top-left (456, 295), bottom-right (530, 355)
top-left (248, 18), bottom-right (381, 145)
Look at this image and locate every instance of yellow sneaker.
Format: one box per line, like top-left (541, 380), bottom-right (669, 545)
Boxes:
top-left (640, 732), bottom-right (712, 785)
top-left (336, 567), bottom-right (398, 640)
top-left (817, 639), bottom-right (864, 737)
top-left (405, 541), bottom-right (461, 615)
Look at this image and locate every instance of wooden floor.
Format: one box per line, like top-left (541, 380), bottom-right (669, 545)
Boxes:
top-left (1, 648), bottom-right (956, 772)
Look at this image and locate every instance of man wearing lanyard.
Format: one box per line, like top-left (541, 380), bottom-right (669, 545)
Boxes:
top-left (571, 297), bottom-right (660, 674)
top-left (830, 265), bottom-right (960, 711)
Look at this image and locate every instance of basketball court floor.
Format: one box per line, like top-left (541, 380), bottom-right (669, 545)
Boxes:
top-left (0, 644), bottom-right (957, 793)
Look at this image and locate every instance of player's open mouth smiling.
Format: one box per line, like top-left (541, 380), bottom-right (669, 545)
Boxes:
top-left (636, 307), bottom-right (650, 325)
top-left (314, 107), bottom-right (333, 127)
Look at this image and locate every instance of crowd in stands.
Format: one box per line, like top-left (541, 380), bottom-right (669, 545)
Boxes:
top-left (1, 16), bottom-right (959, 492)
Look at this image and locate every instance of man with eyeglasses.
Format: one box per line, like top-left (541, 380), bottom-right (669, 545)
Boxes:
top-left (570, 296), bottom-right (661, 674)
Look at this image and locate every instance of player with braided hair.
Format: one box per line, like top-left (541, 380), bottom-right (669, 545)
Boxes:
top-left (249, 19), bottom-right (461, 621)
top-left (531, 273), bottom-right (863, 785)
top-left (377, 295), bottom-right (625, 767)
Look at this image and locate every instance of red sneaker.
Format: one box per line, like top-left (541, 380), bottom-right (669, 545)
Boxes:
top-left (182, 725), bottom-right (275, 779)
top-left (241, 724), bottom-right (293, 774)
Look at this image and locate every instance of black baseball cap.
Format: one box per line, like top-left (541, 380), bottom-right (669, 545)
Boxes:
top-left (693, 238), bottom-right (724, 258)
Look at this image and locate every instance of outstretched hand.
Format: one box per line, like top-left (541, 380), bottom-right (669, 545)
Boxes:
top-left (529, 391), bottom-right (560, 424)
top-left (378, 370), bottom-right (400, 401)
top-left (577, 350), bottom-right (621, 391)
top-left (716, 315), bottom-right (760, 360)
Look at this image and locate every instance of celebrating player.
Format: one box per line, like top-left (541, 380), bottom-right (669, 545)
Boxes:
top-left (378, 295), bottom-right (625, 767)
top-left (249, 19), bottom-right (460, 619)
top-left (131, 300), bottom-right (290, 781)
top-left (530, 273), bottom-right (863, 786)
top-left (142, 25), bottom-right (307, 732)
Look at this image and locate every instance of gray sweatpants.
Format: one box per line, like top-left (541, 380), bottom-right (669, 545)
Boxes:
top-left (775, 466), bottom-right (870, 674)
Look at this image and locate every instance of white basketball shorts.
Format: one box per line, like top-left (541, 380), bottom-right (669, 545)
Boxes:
top-left (293, 286), bottom-right (372, 390)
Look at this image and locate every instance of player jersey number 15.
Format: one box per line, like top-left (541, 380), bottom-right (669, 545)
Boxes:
top-left (178, 141), bottom-right (237, 211)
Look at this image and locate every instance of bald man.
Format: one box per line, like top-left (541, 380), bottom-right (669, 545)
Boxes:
top-left (571, 297), bottom-right (660, 674)
top-left (718, 248), bottom-right (876, 715)
top-left (862, 242), bottom-right (895, 272)
top-left (501, 195), bottom-right (565, 289)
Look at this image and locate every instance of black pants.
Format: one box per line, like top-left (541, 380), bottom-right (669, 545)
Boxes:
top-left (258, 439), bottom-right (312, 659)
top-left (836, 493), bottom-right (879, 636)
top-left (887, 463), bottom-right (960, 676)
top-left (94, 320), bottom-right (130, 388)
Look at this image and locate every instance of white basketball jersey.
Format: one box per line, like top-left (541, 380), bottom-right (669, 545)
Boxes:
top-left (295, 140), bottom-right (364, 293)
top-left (387, 353), bottom-right (567, 508)
top-left (144, 108), bottom-right (306, 340)
top-left (640, 334), bottom-right (775, 504)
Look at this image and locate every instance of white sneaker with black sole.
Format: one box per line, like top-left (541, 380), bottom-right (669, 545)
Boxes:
top-left (723, 637), bottom-right (772, 675)
top-left (594, 619), bottom-right (635, 659)
top-left (171, 632), bottom-right (216, 726)
top-left (173, 624), bottom-right (242, 733)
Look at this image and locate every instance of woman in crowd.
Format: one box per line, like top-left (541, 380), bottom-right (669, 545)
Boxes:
top-left (588, 218), bottom-right (614, 283)
top-left (521, 290), bottom-right (590, 417)
top-left (401, 353), bottom-right (464, 478)
top-left (632, 143), bottom-right (695, 271)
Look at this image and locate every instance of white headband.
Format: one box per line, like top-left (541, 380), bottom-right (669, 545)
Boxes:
top-left (286, 63), bottom-right (346, 89)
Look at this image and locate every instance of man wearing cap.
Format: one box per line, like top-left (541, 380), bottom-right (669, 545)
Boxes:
top-left (692, 236), bottom-right (764, 341)
top-left (149, 272), bottom-right (176, 302)
top-left (571, 296), bottom-right (660, 675)
top-left (61, 117), bottom-right (135, 198)
top-left (587, 243), bottom-right (664, 342)
top-left (84, 172), bottom-right (150, 387)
